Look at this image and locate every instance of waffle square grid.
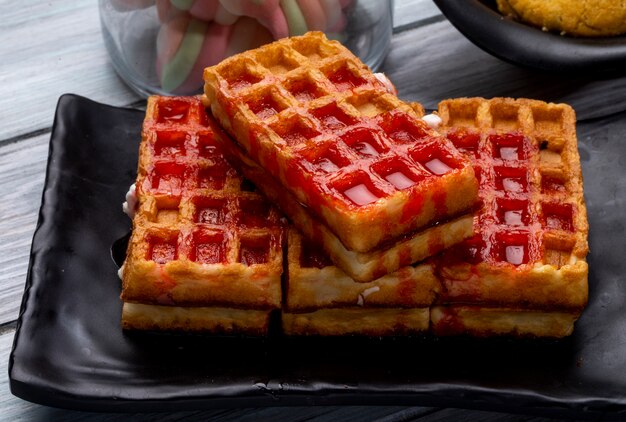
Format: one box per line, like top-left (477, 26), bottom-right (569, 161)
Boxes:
top-left (120, 95), bottom-right (589, 338)
top-left (430, 97), bottom-right (588, 337)
top-left (215, 124), bottom-right (474, 283)
top-left (121, 96), bottom-right (284, 314)
top-left (204, 31), bottom-right (478, 254)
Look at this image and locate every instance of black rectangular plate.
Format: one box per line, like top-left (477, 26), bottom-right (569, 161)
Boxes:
top-left (9, 94), bottom-right (626, 417)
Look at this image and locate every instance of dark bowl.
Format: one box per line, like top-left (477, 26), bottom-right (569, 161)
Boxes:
top-left (433, 0), bottom-right (626, 71)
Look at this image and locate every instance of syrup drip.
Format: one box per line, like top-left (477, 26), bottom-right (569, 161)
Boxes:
top-left (385, 171), bottom-right (416, 190)
top-left (313, 103), bottom-right (355, 130)
top-left (343, 183), bottom-right (379, 206)
top-left (239, 209), bottom-right (269, 227)
top-left (150, 242), bottom-right (177, 264)
top-left (502, 177), bottom-right (524, 193)
top-left (163, 112), bottom-right (185, 122)
top-left (197, 207), bottom-right (222, 224)
top-left (199, 143), bottom-right (218, 158)
top-left (505, 245), bottom-right (525, 265)
top-left (448, 130), bottom-right (480, 158)
top-left (543, 203), bottom-right (574, 231)
top-left (155, 131), bottom-right (186, 157)
top-left (158, 100), bottom-right (189, 123)
top-left (293, 90), bottom-right (317, 102)
top-left (198, 133), bottom-right (218, 158)
top-left (390, 129), bottom-right (414, 144)
top-left (327, 66), bottom-right (366, 91)
top-left (151, 163), bottom-right (185, 195)
top-left (195, 243), bottom-right (224, 264)
top-left (353, 141), bottom-right (379, 157)
top-left (254, 102), bottom-right (279, 120)
top-left (316, 157), bottom-right (340, 173)
top-left (504, 210), bottom-right (523, 226)
top-left (249, 94), bottom-right (283, 120)
top-left (198, 169), bottom-right (226, 190)
top-left (384, 113), bottom-right (429, 144)
top-left (228, 72), bottom-right (261, 91)
top-left (547, 216), bottom-right (567, 230)
top-left (156, 174), bottom-right (182, 194)
top-left (499, 147), bottom-right (518, 160)
top-left (158, 145), bottom-right (184, 157)
top-left (319, 115), bottom-right (348, 130)
top-left (490, 133), bottom-right (526, 160)
top-left (300, 241), bottom-right (333, 269)
top-left (240, 245), bottom-right (269, 265)
top-left (542, 176), bottom-right (566, 193)
top-left (288, 80), bottom-right (320, 102)
top-left (424, 158), bottom-right (452, 175)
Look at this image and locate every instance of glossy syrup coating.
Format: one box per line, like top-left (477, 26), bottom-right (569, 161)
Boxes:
top-left (432, 97), bottom-right (589, 319)
top-left (215, 115), bottom-right (475, 283)
top-left (443, 130), bottom-right (542, 267)
top-left (204, 31), bottom-right (478, 253)
top-left (122, 96), bottom-right (285, 312)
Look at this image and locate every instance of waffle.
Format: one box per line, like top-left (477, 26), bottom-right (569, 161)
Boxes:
top-left (120, 96), bottom-right (285, 334)
top-left (121, 303), bottom-right (272, 335)
top-left (430, 306), bottom-right (581, 338)
top-left (429, 97), bottom-right (589, 337)
top-left (216, 126), bottom-right (474, 282)
top-left (282, 229), bottom-right (435, 336)
top-left (203, 31), bottom-right (478, 255)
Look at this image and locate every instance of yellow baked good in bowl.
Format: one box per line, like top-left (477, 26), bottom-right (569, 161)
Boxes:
top-left (496, 0), bottom-right (626, 37)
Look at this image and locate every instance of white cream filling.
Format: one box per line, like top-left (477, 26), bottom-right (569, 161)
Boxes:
top-left (117, 263), bottom-right (125, 280)
top-left (122, 183), bottom-right (137, 219)
top-left (357, 286), bottom-right (381, 306)
top-left (422, 113), bottom-right (442, 129)
top-left (374, 72), bottom-right (397, 95)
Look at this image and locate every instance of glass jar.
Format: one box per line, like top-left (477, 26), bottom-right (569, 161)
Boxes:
top-left (99, 0), bottom-right (393, 97)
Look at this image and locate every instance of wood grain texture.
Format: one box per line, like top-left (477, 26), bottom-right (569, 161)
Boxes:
top-left (0, 0), bottom-right (141, 143)
top-left (393, 0), bottom-right (442, 32)
top-left (0, 134), bottom-right (49, 325)
top-left (0, 0), bottom-right (434, 144)
top-left (383, 19), bottom-right (626, 120)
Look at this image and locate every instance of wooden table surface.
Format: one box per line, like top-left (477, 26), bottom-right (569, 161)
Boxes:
top-left (2, 1), bottom-right (625, 420)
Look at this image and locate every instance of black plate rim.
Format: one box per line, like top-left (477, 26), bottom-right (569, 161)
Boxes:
top-left (433, 0), bottom-right (626, 71)
top-left (7, 94), bottom-right (626, 417)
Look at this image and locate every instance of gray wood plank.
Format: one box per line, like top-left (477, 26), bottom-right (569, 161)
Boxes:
top-left (393, 0), bottom-right (442, 32)
top-left (0, 0), bottom-right (437, 144)
top-left (0, 0), bottom-right (141, 143)
top-left (383, 19), bottom-right (626, 121)
top-left (0, 134), bottom-right (49, 325)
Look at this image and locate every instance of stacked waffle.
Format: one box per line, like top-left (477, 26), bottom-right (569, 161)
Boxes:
top-left (202, 32), bottom-right (479, 284)
top-left (120, 32), bottom-right (588, 338)
top-left (120, 96), bottom-right (285, 334)
top-left (283, 229), bottom-right (439, 335)
top-left (430, 97), bottom-right (588, 337)
top-left (278, 97), bottom-right (589, 337)
top-left (202, 31), bottom-right (484, 335)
